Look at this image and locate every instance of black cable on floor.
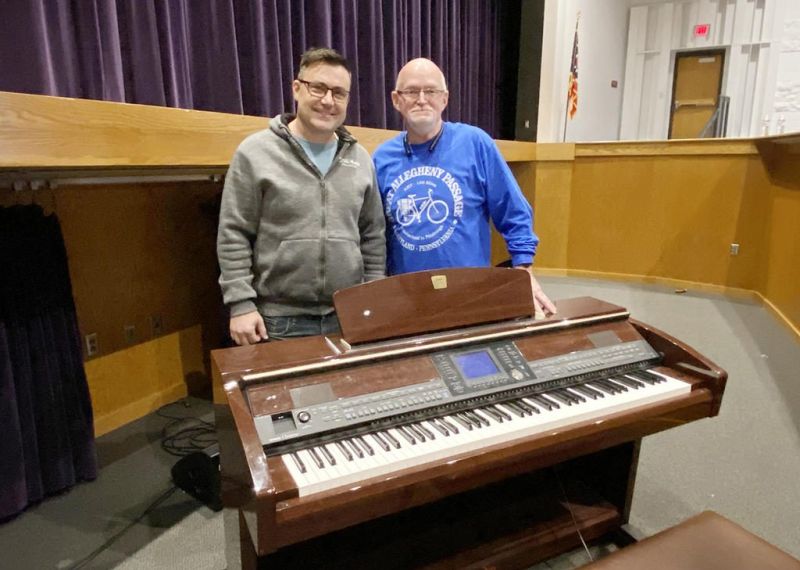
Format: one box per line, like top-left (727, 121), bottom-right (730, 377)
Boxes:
top-left (156, 400), bottom-right (217, 456)
top-left (68, 484), bottom-right (179, 569)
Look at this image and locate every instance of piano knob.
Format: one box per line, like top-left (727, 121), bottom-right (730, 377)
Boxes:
top-left (297, 411), bottom-right (311, 423)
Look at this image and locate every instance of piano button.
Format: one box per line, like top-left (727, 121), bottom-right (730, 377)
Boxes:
top-left (439, 416), bottom-right (460, 434)
top-left (320, 444), bottom-right (338, 466)
top-left (307, 447), bottom-right (325, 469)
top-left (452, 414), bottom-right (474, 430)
top-left (428, 419), bottom-right (449, 436)
top-left (335, 440), bottom-right (354, 461)
top-left (546, 391), bottom-right (575, 406)
top-left (397, 425), bottom-right (418, 444)
top-left (370, 432), bottom-right (391, 452)
top-left (289, 452), bottom-right (307, 474)
top-left (354, 436), bottom-right (375, 456)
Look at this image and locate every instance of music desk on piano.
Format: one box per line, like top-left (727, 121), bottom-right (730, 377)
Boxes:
top-left (213, 268), bottom-right (727, 569)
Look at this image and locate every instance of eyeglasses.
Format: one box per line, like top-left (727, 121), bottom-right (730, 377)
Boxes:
top-left (297, 79), bottom-right (349, 102)
top-left (395, 88), bottom-right (446, 101)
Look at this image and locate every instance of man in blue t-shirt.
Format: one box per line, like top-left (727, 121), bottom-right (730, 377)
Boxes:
top-left (373, 58), bottom-right (556, 316)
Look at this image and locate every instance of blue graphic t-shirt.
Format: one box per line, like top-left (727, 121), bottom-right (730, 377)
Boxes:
top-left (373, 122), bottom-right (538, 275)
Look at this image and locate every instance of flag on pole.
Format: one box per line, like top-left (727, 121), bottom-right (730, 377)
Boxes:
top-left (567, 16), bottom-right (579, 119)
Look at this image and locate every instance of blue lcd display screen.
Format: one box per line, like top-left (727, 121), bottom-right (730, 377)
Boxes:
top-left (454, 351), bottom-right (499, 380)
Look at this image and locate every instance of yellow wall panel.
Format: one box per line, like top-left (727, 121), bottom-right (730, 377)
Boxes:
top-left (86, 326), bottom-right (204, 435)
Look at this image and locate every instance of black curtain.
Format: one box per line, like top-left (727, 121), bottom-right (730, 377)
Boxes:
top-left (0, 0), bottom-right (520, 138)
top-left (0, 205), bottom-right (97, 521)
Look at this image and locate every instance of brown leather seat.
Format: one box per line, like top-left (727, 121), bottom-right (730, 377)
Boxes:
top-left (584, 511), bottom-right (800, 570)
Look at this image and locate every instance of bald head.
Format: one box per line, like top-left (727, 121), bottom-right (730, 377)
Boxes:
top-left (395, 58), bottom-right (448, 91)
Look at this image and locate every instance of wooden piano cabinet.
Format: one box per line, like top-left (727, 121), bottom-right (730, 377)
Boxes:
top-left (214, 282), bottom-right (727, 569)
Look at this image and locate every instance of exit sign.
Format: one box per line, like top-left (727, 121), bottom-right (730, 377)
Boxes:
top-left (694, 24), bottom-right (710, 38)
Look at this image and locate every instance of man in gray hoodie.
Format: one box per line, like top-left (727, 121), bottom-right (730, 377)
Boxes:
top-left (217, 48), bottom-right (386, 344)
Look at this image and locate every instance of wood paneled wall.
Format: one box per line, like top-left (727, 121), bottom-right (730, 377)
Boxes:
top-left (2, 92), bottom-right (797, 434)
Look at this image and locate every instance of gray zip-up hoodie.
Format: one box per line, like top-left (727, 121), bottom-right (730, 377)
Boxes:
top-left (217, 114), bottom-right (386, 317)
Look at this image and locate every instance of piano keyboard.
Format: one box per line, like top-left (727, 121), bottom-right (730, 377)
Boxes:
top-left (281, 370), bottom-right (690, 497)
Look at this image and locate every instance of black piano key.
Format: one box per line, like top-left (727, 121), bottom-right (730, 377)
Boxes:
top-left (501, 402), bottom-right (526, 417)
top-left (569, 384), bottom-right (599, 400)
top-left (604, 378), bottom-right (629, 392)
top-left (530, 394), bottom-right (558, 410)
top-left (452, 414), bottom-right (474, 430)
top-left (546, 391), bottom-right (575, 406)
top-left (319, 444), bottom-right (337, 466)
top-left (517, 399), bottom-right (540, 414)
top-left (491, 405), bottom-right (514, 421)
top-left (354, 436), bottom-right (375, 456)
top-left (630, 370), bottom-right (665, 384)
top-left (408, 423), bottom-right (433, 441)
top-left (593, 379), bottom-right (623, 394)
top-left (289, 452), bottom-right (307, 474)
top-left (439, 416), bottom-right (460, 434)
top-left (381, 430), bottom-right (402, 449)
top-left (614, 375), bottom-right (644, 389)
top-left (428, 419), bottom-right (449, 436)
top-left (513, 400), bottom-right (535, 415)
top-left (480, 406), bottom-right (504, 423)
top-left (398, 425), bottom-right (418, 444)
top-left (345, 438), bottom-right (364, 458)
top-left (573, 384), bottom-right (603, 399)
top-left (335, 440), bottom-right (353, 461)
top-left (417, 422), bottom-right (436, 440)
top-left (407, 423), bottom-right (428, 442)
top-left (467, 410), bottom-right (491, 427)
top-left (307, 447), bottom-right (325, 469)
top-left (559, 388), bottom-right (585, 403)
top-left (370, 432), bottom-right (391, 452)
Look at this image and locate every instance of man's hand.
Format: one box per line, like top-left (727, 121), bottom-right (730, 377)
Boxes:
top-left (229, 311), bottom-right (268, 346)
top-left (515, 266), bottom-right (557, 318)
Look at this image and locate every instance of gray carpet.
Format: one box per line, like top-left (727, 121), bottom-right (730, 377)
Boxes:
top-left (1, 276), bottom-right (798, 569)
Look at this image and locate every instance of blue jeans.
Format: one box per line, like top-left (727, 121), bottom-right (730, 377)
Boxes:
top-left (262, 314), bottom-right (341, 341)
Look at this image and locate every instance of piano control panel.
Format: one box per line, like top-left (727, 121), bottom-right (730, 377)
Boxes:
top-left (253, 339), bottom-right (661, 449)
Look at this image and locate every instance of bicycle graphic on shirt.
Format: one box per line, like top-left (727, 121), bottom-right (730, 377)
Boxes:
top-left (395, 189), bottom-right (450, 227)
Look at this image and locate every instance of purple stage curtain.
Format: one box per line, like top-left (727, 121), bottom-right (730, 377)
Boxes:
top-left (0, 0), bottom-right (515, 137)
top-left (0, 205), bottom-right (97, 522)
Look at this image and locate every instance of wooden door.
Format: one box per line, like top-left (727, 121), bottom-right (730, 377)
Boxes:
top-left (668, 50), bottom-right (725, 139)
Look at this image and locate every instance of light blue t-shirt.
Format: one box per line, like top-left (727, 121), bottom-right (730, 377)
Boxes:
top-left (297, 137), bottom-right (338, 176)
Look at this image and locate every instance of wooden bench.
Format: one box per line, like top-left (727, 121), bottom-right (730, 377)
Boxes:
top-left (585, 511), bottom-right (799, 570)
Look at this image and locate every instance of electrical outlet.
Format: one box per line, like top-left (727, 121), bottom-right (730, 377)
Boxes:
top-left (730, 243), bottom-right (740, 256)
top-left (124, 324), bottom-right (136, 344)
top-left (150, 314), bottom-right (163, 336)
top-left (85, 333), bottom-right (98, 357)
